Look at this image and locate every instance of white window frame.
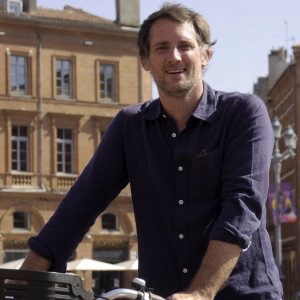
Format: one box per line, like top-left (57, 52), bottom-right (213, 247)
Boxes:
top-left (11, 126), bottom-right (28, 172)
top-left (10, 55), bottom-right (28, 95)
top-left (56, 59), bottom-right (73, 98)
top-left (57, 128), bottom-right (73, 174)
top-left (100, 63), bottom-right (116, 103)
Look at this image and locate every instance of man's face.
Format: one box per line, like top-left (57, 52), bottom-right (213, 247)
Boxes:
top-left (141, 18), bottom-right (210, 99)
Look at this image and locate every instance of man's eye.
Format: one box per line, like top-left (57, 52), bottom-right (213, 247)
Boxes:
top-left (155, 46), bottom-right (168, 51)
top-left (180, 44), bottom-right (193, 51)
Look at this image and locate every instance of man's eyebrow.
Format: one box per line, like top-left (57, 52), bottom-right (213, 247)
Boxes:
top-left (153, 39), bottom-right (194, 45)
top-left (152, 41), bottom-right (168, 47)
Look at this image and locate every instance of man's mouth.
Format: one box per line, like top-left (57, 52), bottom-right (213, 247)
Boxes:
top-left (166, 68), bottom-right (186, 74)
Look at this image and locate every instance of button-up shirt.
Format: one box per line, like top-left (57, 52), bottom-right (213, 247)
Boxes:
top-left (29, 82), bottom-right (283, 299)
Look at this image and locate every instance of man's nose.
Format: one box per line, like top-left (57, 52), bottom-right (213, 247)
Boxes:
top-left (168, 47), bottom-right (182, 62)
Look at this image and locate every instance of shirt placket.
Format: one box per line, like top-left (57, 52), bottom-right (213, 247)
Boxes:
top-left (173, 128), bottom-right (191, 283)
top-left (162, 114), bottom-right (191, 285)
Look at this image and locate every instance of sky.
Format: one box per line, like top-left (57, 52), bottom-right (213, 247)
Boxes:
top-left (37, 0), bottom-right (300, 96)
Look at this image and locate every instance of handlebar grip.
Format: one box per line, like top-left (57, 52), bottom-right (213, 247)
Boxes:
top-left (98, 288), bottom-right (166, 300)
top-left (149, 292), bottom-right (166, 300)
top-left (100, 288), bottom-right (139, 300)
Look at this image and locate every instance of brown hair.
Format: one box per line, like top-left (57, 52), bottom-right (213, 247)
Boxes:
top-left (137, 3), bottom-right (216, 58)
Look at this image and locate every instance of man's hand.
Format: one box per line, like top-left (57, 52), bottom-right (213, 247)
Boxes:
top-left (4, 250), bottom-right (52, 286)
top-left (167, 291), bottom-right (212, 300)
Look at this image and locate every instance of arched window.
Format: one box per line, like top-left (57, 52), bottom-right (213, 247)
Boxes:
top-left (13, 211), bottom-right (30, 230)
top-left (101, 213), bottom-right (118, 230)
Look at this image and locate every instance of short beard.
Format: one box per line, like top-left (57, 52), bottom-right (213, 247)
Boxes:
top-left (155, 78), bottom-right (194, 99)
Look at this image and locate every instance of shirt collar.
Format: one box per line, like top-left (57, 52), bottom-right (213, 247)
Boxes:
top-left (143, 81), bottom-right (217, 124)
top-left (142, 98), bottom-right (163, 120)
top-left (192, 81), bottom-right (217, 124)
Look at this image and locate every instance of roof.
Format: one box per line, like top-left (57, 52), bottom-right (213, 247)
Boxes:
top-left (25, 5), bottom-right (119, 28)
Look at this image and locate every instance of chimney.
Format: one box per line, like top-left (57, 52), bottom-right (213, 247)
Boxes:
top-left (268, 48), bottom-right (288, 90)
top-left (116, 0), bottom-right (140, 28)
top-left (23, 0), bottom-right (36, 13)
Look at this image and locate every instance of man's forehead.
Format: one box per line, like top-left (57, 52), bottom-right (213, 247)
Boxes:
top-left (149, 19), bottom-right (197, 43)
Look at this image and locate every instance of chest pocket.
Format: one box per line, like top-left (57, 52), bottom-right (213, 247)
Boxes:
top-left (190, 147), bottom-right (222, 197)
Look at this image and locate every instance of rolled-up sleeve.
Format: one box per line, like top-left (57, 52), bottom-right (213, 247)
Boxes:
top-left (209, 94), bottom-right (274, 250)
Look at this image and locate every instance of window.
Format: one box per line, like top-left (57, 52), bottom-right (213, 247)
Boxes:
top-left (49, 113), bottom-right (82, 179)
top-left (57, 128), bottom-right (73, 173)
top-left (101, 213), bottom-right (118, 230)
top-left (3, 250), bottom-right (28, 263)
top-left (10, 55), bottom-right (28, 95)
top-left (56, 59), bottom-right (72, 98)
top-left (13, 211), bottom-right (30, 230)
top-left (12, 126), bottom-right (28, 172)
top-left (100, 63), bottom-right (116, 103)
top-left (9, 1), bottom-right (21, 16)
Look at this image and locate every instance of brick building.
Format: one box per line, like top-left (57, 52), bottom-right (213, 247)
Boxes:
top-left (254, 45), bottom-right (300, 299)
top-left (0, 0), bottom-right (151, 291)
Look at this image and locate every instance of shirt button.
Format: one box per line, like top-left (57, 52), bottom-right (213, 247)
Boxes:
top-left (178, 166), bottom-right (183, 172)
top-left (179, 234), bottom-right (184, 239)
top-left (171, 132), bottom-right (177, 138)
top-left (178, 200), bottom-right (184, 205)
top-left (183, 268), bottom-right (188, 273)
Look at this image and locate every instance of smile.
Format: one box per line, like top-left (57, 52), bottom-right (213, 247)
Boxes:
top-left (166, 69), bottom-right (186, 74)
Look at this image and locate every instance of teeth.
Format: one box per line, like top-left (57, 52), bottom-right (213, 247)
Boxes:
top-left (167, 69), bottom-right (184, 74)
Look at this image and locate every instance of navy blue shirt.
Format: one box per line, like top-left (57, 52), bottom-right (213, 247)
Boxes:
top-left (29, 82), bottom-right (282, 299)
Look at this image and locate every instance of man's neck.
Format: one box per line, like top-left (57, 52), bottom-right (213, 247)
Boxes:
top-left (159, 88), bottom-right (203, 132)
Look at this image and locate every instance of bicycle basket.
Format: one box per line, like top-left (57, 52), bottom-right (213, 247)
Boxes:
top-left (0, 268), bottom-right (93, 300)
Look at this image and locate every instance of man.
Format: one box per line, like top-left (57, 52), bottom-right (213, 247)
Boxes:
top-left (20, 3), bottom-right (282, 299)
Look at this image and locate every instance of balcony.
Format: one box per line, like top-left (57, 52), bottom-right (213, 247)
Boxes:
top-left (1, 173), bottom-right (77, 192)
top-left (0, 173), bottom-right (132, 197)
top-left (57, 174), bottom-right (77, 189)
top-left (11, 174), bottom-right (32, 186)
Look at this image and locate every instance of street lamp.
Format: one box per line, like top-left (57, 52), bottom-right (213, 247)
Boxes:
top-left (271, 116), bottom-right (297, 278)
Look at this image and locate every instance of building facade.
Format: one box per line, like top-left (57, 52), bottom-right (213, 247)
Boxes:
top-left (0, 0), bottom-right (151, 291)
top-left (254, 45), bottom-right (300, 299)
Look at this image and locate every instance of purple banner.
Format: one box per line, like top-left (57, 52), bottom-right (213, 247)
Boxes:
top-left (268, 182), bottom-right (297, 224)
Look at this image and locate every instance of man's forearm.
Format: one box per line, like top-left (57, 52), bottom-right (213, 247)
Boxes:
top-left (188, 240), bottom-right (241, 299)
top-left (20, 250), bottom-right (53, 271)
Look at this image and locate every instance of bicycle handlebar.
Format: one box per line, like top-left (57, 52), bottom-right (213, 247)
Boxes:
top-left (98, 287), bottom-right (165, 300)
top-left (100, 288), bottom-right (142, 300)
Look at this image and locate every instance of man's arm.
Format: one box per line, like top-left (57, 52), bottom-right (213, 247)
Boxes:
top-left (20, 250), bottom-right (53, 271)
top-left (169, 240), bottom-right (241, 300)
top-left (24, 110), bottom-right (129, 272)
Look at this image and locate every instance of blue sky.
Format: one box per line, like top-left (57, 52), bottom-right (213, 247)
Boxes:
top-left (38, 0), bottom-right (300, 96)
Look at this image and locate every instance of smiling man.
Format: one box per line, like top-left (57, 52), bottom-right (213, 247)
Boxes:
top-left (140, 18), bottom-right (210, 133)
top-left (141, 18), bottom-right (208, 99)
top-left (20, 3), bottom-right (282, 300)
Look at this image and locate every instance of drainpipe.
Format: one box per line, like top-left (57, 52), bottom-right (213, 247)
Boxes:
top-left (36, 31), bottom-right (45, 191)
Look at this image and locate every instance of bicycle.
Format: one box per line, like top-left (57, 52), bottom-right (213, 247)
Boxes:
top-left (0, 268), bottom-right (164, 300)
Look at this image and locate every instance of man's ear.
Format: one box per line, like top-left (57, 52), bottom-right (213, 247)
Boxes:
top-left (201, 48), bottom-right (212, 66)
top-left (140, 56), bottom-right (150, 71)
